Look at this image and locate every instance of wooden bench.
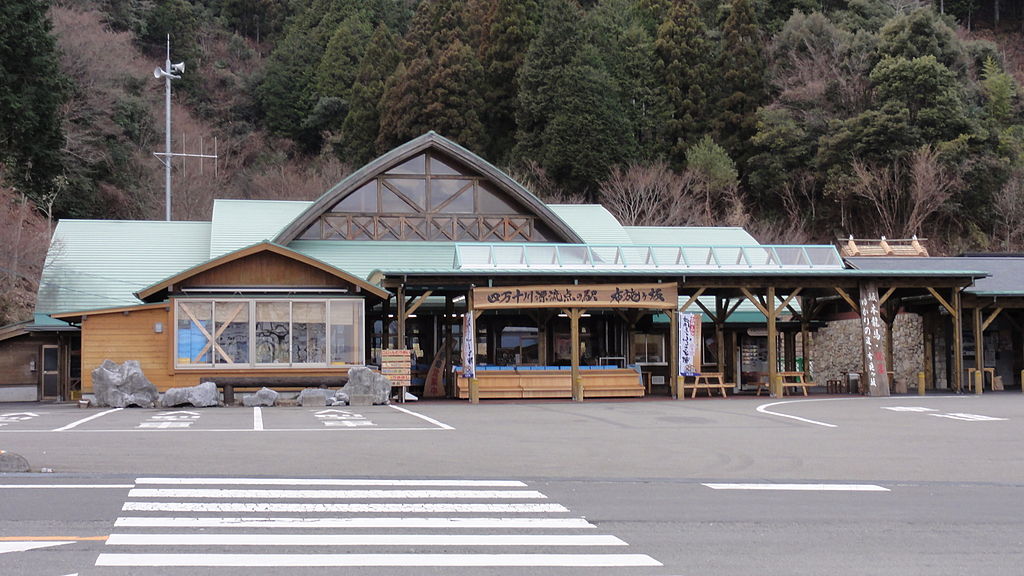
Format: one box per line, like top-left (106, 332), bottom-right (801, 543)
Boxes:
top-left (778, 371), bottom-right (814, 396)
top-left (681, 372), bottom-right (733, 398)
top-left (456, 368), bottom-right (644, 399)
top-left (751, 372), bottom-right (816, 397)
top-left (214, 376), bottom-right (344, 405)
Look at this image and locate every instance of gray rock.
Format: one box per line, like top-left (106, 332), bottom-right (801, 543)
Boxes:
top-left (91, 360), bottom-right (159, 408)
top-left (161, 381), bottom-right (220, 408)
top-left (242, 387), bottom-right (279, 407)
top-left (344, 366), bottom-right (391, 405)
top-left (0, 450), bottom-right (30, 473)
top-left (297, 388), bottom-right (327, 406)
top-left (329, 390), bottom-right (350, 406)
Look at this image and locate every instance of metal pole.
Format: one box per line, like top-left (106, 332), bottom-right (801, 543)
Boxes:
top-left (164, 35), bottom-right (172, 221)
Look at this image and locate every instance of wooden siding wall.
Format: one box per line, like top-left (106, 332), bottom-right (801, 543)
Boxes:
top-left (80, 307), bottom-right (351, 393)
top-left (0, 337), bottom-right (41, 386)
top-left (183, 252), bottom-right (351, 289)
top-left (81, 308), bottom-right (173, 392)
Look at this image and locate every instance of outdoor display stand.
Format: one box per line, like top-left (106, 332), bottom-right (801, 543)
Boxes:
top-left (381, 349), bottom-right (412, 403)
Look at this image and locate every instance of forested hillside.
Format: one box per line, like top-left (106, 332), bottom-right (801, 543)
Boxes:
top-left (1, 0), bottom-right (1023, 324)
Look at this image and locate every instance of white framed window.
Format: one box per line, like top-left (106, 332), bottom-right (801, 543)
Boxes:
top-left (632, 332), bottom-right (665, 364)
top-left (175, 298), bottom-right (364, 369)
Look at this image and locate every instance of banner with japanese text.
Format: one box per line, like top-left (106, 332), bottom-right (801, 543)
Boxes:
top-left (461, 313), bottom-right (475, 379)
top-left (858, 282), bottom-right (890, 396)
top-left (678, 313), bottom-right (702, 376)
top-left (473, 283), bottom-right (677, 309)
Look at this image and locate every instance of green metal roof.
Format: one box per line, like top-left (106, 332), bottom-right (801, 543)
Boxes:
top-left (546, 205), bottom-right (633, 244)
top-left (453, 243), bottom-right (845, 272)
top-left (36, 220), bottom-right (211, 314)
top-left (624, 226), bottom-right (758, 246)
top-left (289, 240), bottom-right (457, 280)
top-left (210, 199), bottom-right (312, 258)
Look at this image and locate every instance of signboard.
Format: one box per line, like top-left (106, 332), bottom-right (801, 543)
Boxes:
top-left (678, 313), bottom-right (702, 376)
top-left (473, 283), bottom-right (677, 310)
top-left (381, 349), bottom-right (412, 387)
top-left (858, 282), bottom-right (890, 396)
top-left (461, 313), bottom-right (475, 378)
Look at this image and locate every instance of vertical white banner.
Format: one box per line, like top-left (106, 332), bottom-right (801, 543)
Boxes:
top-left (858, 282), bottom-right (890, 396)
top-left (461, 313), bottom-right (475, 378)
top-left (678, 313), bottom-right (702, 376)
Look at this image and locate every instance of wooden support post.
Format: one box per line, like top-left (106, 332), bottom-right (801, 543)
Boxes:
top-left (952, 289), bottom-right (963, 393)
top-left (569, 308), bottom-right (584, 402)
top-left (767, 286), bottom-right (779, 397)
top-left (396, 284), bottom-right (406, 350)
top-left (923, 313), bottom-right (935, 392)
top-left (918, 371), bottom-right (926, 395)
top-left (716, 296), bottom-right (727, 378)
top-left (669, 307), bottom-right (679, 399)
top-left (444, 294), bottom-right (453, 398)
top-left (784, 331), bottom-right (796, 371)
top-left (799, 296), bottom-right (811, 382)
top-left (382, 296), bottom-right (391, 350)
top-left (974, 306), bottom-right (984, 396)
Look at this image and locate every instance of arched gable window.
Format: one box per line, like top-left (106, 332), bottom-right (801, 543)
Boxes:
top-left (296, 152), bottom-right (559, 242)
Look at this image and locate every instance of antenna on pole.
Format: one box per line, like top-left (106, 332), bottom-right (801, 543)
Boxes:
top-left (152, 35), bottom-right (217, 221)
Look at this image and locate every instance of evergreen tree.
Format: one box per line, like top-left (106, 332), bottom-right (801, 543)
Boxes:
top-left (713, 0), bottom-right (767, 170)
top-left (480, 0), bottom-right (542, 162)
top-left (0, 0), bottom-right (67, 206)
top-left (316, 15), bottom-right (374, 103)
top-left (336, 25), bottom-right (400, 164)
top-left (377, 0), bottom-right (489, 151)
top-left (218, 0), bottom-right (292, 43)
top-left (515, 0), bottom-right (632, 198)
top-left (876, 7), bottom-right (966, 74)
top-left (587, 0), bottom-right (667, 160)
top-left (255, 28), bottom-right (323, 150)
top-left (515, 0), bottom-right (585, 157)
top-left (656, 0), bottom-right (715, 163)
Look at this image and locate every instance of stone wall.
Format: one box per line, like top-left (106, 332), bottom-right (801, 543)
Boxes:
top-left (810, 313), bottom-right (924, 391)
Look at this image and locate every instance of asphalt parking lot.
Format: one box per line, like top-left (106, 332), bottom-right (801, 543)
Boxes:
top-left (2, 393), bottom-right (1023, 576)
top-left (0, 393), bottom-right (1019, 482)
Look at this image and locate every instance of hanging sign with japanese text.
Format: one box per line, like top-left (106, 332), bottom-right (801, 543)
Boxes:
top-left (461, 313), bottom-right (475, 378)
top-left (678, 313), bottom-right (702, 376)
top-left (858, 281), bottom-right (890, 396)
top-left (473, 283), bottom-right (677, 310)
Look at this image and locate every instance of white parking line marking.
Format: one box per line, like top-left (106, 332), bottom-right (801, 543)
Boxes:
top-left (252, 407), bottom-right (263, 431)
top-left (2, 426), bottom-right (450, 434)
top-left (52, 408), bottom-right (122, 431)
top-left (121, 502), bottom-right (569, 513)
top-left (388, 404), bottom-right (454, 429)
top-left (96, 553), bottom-right (661, 567)
top-left (128, 488), bottom-right (546, 499)
top-left (756, 399), bottom-right (840, 428)
top-left (135, 478), bottom-right (526, 487)
top-left (0, 481), bottom-right (136, 485)
top-left (704, 483), bottom-right (889, 492)
top-left (929, 413), bottom-right (1007, 422)
top-left (105, 533), bottom-right (624, 546)
top-left (114, 517), bottom-right (595, 529)
top-left (0, 541), bottom-right (74, 554)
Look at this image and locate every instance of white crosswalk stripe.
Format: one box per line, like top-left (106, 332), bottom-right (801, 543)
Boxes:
top-left (97, 476), bottom-right (662, 570)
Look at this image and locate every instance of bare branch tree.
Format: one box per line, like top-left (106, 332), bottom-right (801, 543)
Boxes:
top-left (905, 145), bottom-right (960, 237)
top-left (850, 157), bottom-right (904, 238)
top-left (0, 188), bottom-right (51, 324)
top-left (599, 162), bottom-right (692, 226)
top-left (849, 145), bottom-right (961, 238)
top-left (505, 160), bottom-right (584, 205)
top-left (994, 171), bottom-right (1024, 251)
